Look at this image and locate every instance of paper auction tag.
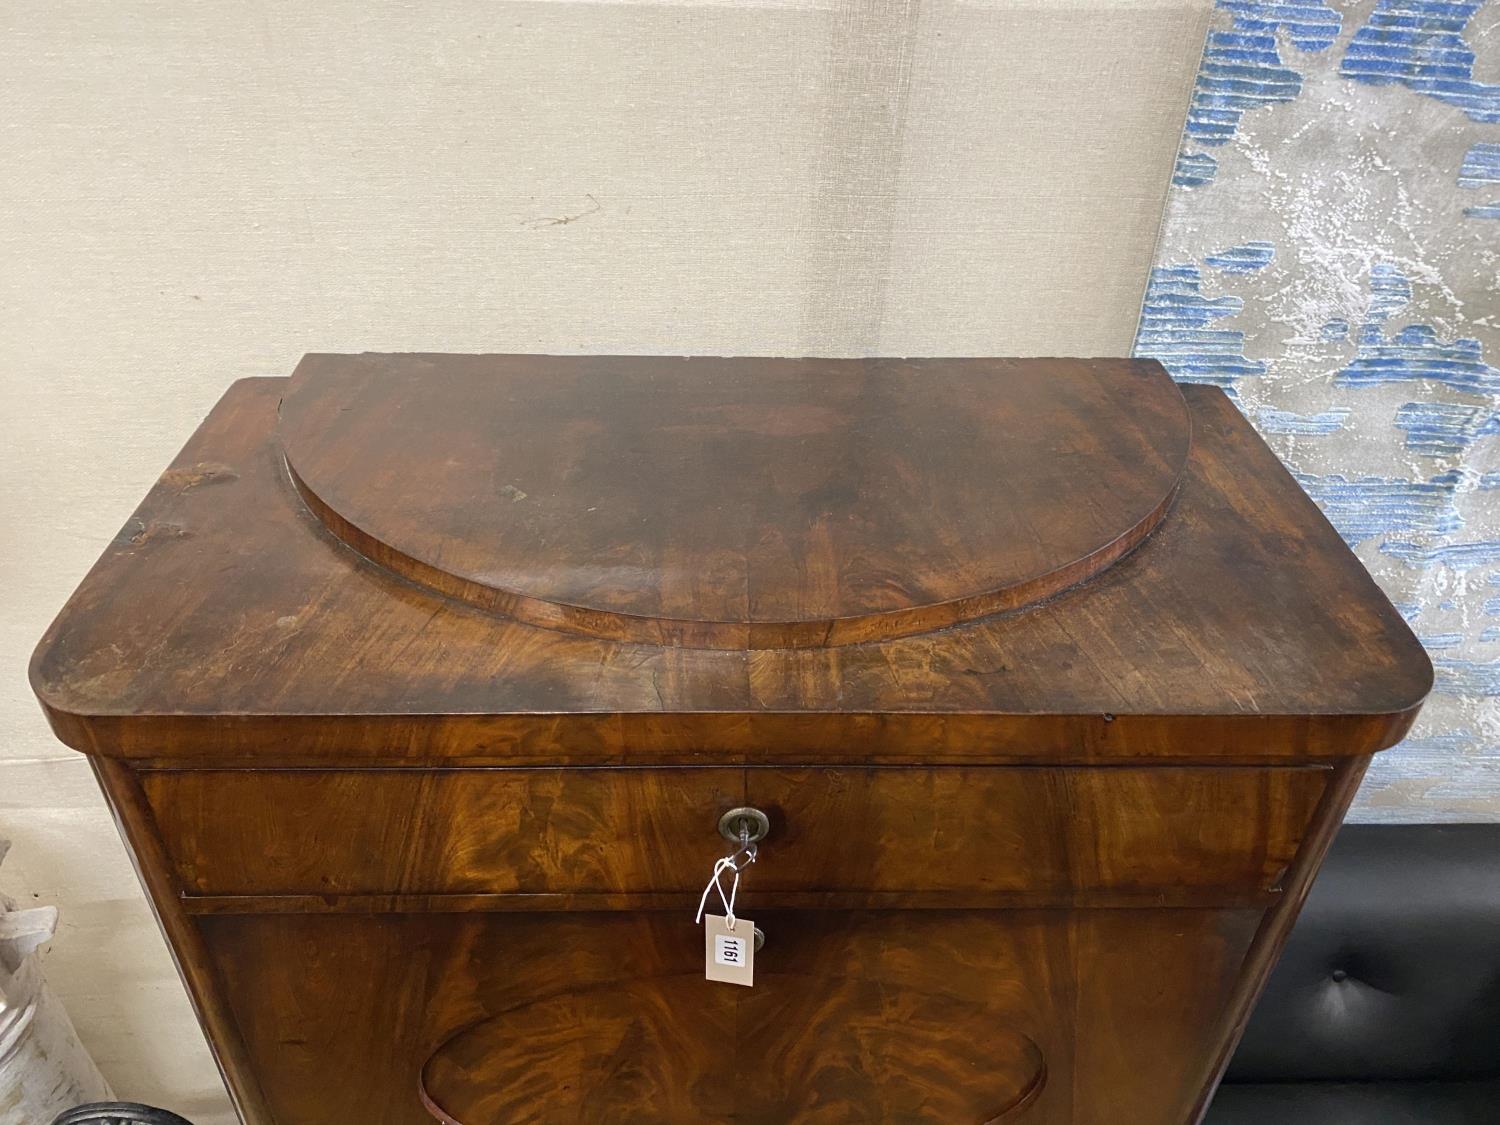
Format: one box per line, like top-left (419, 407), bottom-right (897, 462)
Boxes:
top-left (704, 914), bottom-right (754, 986)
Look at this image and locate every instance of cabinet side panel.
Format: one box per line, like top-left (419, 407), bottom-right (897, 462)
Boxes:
top-left (1069, 908), bottom-right (1262, 1123)
top-left (91, 756), bottom-right (273, 1124)
top-left (1186, 755), bottom-right (1372, 1123)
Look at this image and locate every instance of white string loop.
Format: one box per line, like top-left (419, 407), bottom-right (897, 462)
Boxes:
top-left (695, 842), bottom-right (756, 929)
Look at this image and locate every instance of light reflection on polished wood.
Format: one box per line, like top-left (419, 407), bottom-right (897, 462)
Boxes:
top-left (280, 355), bottom-right (1192, 649)
top-left (31, 368), bottom-right (1430, 765)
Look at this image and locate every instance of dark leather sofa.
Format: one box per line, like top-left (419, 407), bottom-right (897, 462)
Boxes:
top-left (1206, 823), bottom-right (1500, 1124)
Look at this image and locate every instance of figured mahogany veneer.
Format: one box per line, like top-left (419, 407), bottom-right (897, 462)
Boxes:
top-left (419, 976), bottom-right (1047, 1124)
top-left (140, 766), bottom-right (1327, 900)
top-left (31, 356), bottom-right (1431, 1125)
top-left (280, 355), bottom-right (1191, 649)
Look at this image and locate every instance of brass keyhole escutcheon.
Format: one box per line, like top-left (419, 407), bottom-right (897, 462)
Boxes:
top-left (718, 806), bottom-right (771, 846)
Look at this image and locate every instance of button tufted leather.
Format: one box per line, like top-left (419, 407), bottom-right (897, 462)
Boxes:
top-left (1206, 824), bottom-right (1500, 1123)
top-left (1208, 1079), bottom-right (1500, 1124)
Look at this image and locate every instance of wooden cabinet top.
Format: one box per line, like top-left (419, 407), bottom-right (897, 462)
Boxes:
top-left (280, 354), bottom-right (1191, 649)
top-left (30, 355), bottom-right (1430, 766)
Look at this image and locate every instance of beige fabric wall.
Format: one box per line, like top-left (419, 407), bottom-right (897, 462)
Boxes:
top-left (1, 1), bottom-right (1209, 1117)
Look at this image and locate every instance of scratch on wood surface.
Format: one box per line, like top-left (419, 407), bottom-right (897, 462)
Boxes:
top-left (116, 518), bottom-right (192, 548)
top-left (161, 462), bottom-right (238, 492)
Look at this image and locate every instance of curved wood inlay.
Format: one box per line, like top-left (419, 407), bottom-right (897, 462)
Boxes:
top-left (280, 354), bottom-right (1190, 649)
top-left (419, 974), bottom-right (1046, 1124)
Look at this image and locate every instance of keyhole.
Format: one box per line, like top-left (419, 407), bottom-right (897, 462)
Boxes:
top-left (717, 806), bottom-right (771, 845)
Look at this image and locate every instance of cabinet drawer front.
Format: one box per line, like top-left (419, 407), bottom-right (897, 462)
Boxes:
top-left (143, 768), bottom-right (744, 897)
top-left (142, 766), bottom-right (1327, 900)
top-left (750, 767), bottom-right (1327, 897)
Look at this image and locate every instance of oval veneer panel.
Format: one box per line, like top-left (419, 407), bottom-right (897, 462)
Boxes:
top-left (420, 974), bottom-right (1046, 1124)
top-left (280, 355), bottom-right (1190, 648)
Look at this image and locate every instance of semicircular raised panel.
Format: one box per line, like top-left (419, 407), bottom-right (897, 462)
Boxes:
top-left (281, 354), bottom-right (1189, 649)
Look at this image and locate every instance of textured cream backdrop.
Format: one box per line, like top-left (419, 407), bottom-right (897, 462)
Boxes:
top-left (1, 1), bottom-right (1209, 1117)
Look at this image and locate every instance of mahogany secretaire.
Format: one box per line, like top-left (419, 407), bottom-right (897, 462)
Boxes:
top-left (31, 355), bottom-right (1431, 1125)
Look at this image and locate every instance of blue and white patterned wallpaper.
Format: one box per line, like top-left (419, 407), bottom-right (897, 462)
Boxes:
top-left (1137, 0), bottom-right (1500, 820)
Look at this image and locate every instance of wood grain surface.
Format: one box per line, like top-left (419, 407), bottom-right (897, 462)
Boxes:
top-left (419, 975), bottom-right (1047, 1124)
top-left (29, 364), bottom-right (1431, 764)
top-left (140, 765), bottom-right (1327, 899)
top-left (280, 355), bottom-right (1191, 648)
top-left (32, 357), bottom-right (1435, 1125)
top-left (192, 906), bottom-right (1261, 1125)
